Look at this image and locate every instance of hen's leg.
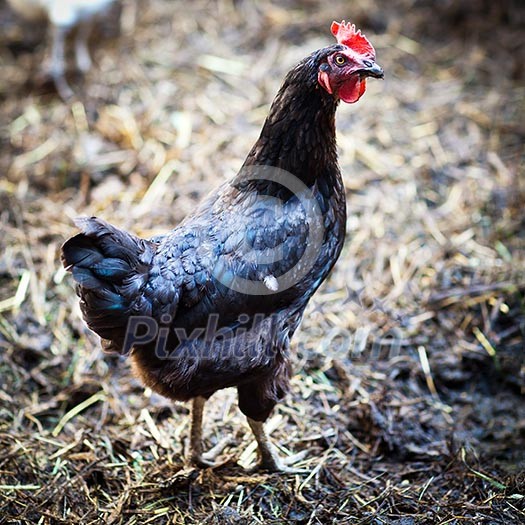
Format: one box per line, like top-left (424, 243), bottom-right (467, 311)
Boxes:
top-left (247, 418), bottom-right (306, 473)
top-left (50, 25), bottom-right (74, 100)
top-left (189, 396), bottom-right (231, 468)
top-left (238, 365), bottom-right (306, 473)
top-left (75, 20), bottom-right (93, 73)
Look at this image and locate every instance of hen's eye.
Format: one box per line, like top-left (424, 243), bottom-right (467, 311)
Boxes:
top-left (334, 54), bottom-right (346, 66)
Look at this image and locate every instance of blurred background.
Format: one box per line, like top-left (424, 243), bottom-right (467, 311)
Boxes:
top-left (0, 1), bottom-right (524, 523)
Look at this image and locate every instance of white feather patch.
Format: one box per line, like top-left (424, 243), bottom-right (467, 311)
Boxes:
top-left (264, 275), bottom-right (279, 292)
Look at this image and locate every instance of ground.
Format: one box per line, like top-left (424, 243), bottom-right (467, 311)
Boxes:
top-left (0, 0), bottom-right (524, 524)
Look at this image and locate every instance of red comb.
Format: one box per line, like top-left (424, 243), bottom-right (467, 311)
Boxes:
top-left (331, 20), bottom-right (375, 59)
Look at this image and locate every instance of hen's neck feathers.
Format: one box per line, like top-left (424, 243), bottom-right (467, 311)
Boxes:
top-left (241, 47), bottom-right (341, 187)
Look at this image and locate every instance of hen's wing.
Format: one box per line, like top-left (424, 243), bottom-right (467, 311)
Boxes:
top-left (147, 182), bottom-right (315, 328)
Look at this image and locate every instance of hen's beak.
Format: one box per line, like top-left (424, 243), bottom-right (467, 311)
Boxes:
top-left (360, 62), bottom-right (384, 79)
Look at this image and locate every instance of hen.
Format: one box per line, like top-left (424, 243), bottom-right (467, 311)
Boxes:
top-left (61, 20), bottom-right (383, 471)
top-left (7, 0), bottom-right (115, 99)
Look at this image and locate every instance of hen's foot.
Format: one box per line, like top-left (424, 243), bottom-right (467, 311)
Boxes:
top-left (247, 417), bottom-right (308, 474)
top-left (190, 436), bottom-right (234, 468)
top-left (256, 449), bottom-right (308, 474)
top-left (189, 397), bottom-right (233, 468)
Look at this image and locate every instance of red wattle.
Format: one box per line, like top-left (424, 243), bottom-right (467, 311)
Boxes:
top-left (338, 76), bottom-right (366, 104)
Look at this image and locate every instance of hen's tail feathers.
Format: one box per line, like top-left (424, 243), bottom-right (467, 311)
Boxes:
top-left (61, 217), bottom-right (156, 353)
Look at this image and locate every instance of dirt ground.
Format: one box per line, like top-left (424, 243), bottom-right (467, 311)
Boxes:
top-left (0, 0), bottom-right (524, 523)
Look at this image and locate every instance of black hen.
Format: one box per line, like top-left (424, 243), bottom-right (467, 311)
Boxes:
top-left (61, 20), bottom-right (383, 471)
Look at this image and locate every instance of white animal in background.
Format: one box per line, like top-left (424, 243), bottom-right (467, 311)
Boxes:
top-left (7, 0), bottom-right (116, 99)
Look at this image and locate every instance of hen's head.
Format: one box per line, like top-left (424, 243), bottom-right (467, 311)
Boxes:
top-left (317, 20), bottom-right (383, 103)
